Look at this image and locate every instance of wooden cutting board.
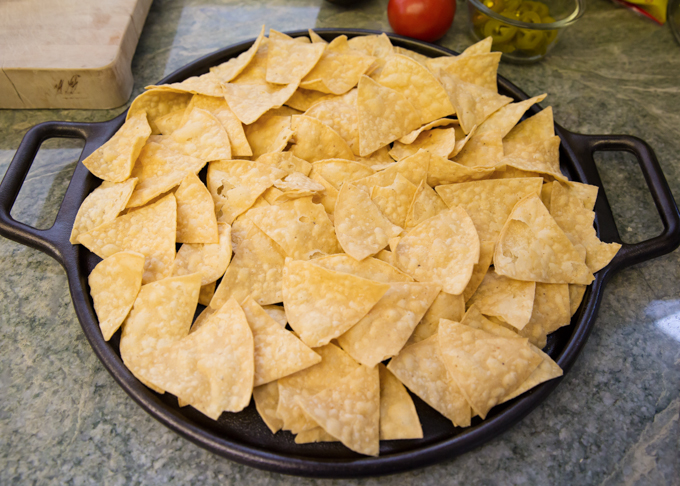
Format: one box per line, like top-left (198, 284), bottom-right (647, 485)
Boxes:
top-left (0, 0), bottom-right (152, 109)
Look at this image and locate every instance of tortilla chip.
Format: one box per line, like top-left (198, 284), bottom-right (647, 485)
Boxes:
top-left (354, 149), bottom-right (429, 191)
top-left (540, 182), bottom-right (554, 211)
top-left (504, 107), bottom-right (555, 155)
top-left (290, 115), bottom-right (354, 162)
top-left (308, 172), bottom-right (339, 215)
top-left (357, 75), bottom-right (421, 156)
top-left (502, 345), bottom-right (562, 402)
top-left (427, 153), bottom-right (495, 186)
top-left (307, 29), bottom-right (326, 44)
top-left (286, 88), bottom-right (329, 111)
top-left (266, 31), bottom-right (326, 85)
top-left (512, 282), bottom-right (571, 348)
top-left (569, 284), bottom-right (587, 317)
top-left (427, 52), bottom-right (501, 92)
top-left (154, 109), bottom-right (185, 135)
top-left (126, 142), bottom-right (206, 208)
top-left (127, 89), bottom-right (193, 134)
top-left (403, 180), bottom-right (448, 230)
top-left (355, 146), bottom-right (396, 170)
top-left (273, 172), bottom-right (326, 199)
top-left (336, 281), bottom-right (440, 367)
top-left (295, 428), bottom-right (338, 444)
top-left (310, 159), bottom-right (374, 190)
top-left (390, 128), bottom-right (458, 161)
top-left (378, 364), bottom-right (423, 440)
top-left (262, 304), bottom-right (287, 327)
top-left (334, 183), bottom-right (403, 260)
top-left (313, 254), bottom-right (413, 284)
top-left (241, 296), bottom-right (321, 386)
top-left (551, 181), bottom-right (621, 273)
top-left (495, 194), bottom-right (594, 284)
top-left (301, 35), bottom-right (376, 95)
top-left (394, 207), bottom-right (480, 295)
top-left (119, 273), bottom-right (201, 392)
top-left (207, 160), bottom-right (287, 223)
top-left (210, 219), bottom-right (286, 308)
top-left (82, 111), bottom-right (151, 182)
top-left (175, 172), bottom-right (218, 244)
top-left (435, 177), bottom-right (543, 243)
top-left (89, 251), bottom-right (145, 341)
top-left (437, 316), bottom-right (542, 419)
top-left (247, 197), bottom-right (340, 260)
top-left (467, 270), bottom-right (536, 330)
top-left (282, 259), bottom-right (390, 348)
top-left (70, 179), bottom-right (138, 244)
top-left (304, 94), bottom-right (360, 155)
top-left (375, 249), bottom-right (399, 267)
top-left (393, 46), bottom-right (430, 66)
top-left (378, 54), bottom-right (454, 125)
top-left (438, 71), bottom-right (512, 135)
top-left (211, 25), bottom-right (266, 83)
top-left (172, 223), bottom-right (231, 286)
top-left (277, 343), bottom-right (359, 433)
top-left (253, 381), bottom-right (283, 433)
top-left (147, 71), bottom-right (224, 98)
top-left (500, 136), bottom-right (566, 182)
top-left (387, 335), bottom-right (471, 427)
top-left (158, 107), bottom-right (232, 161)
top-left (198, 281), bottom-right (216, 306)
top-left (78, 194), bottom-right (176, 283)
top-left (476, 95), bottom-right (547, 139)
top-left (257, 152), bottom-right (312, 176)
top-left (244, 115), bottom-right (293, 158)
top-left (463, 241), bottom-right (495, 302)
top-left (406, 291), bottom-right (466, 345)
top-left (223, 80), bottom-right (299, 126)
top-left (297, 364), bottom-right (380, 456)
top-left (370, 173), bottom-right (418, 227)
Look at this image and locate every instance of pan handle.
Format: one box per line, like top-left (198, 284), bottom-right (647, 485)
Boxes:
top-left (0, 120), bottom-right (118, 267)
top-left (566, 133), bottom-right (680, 273)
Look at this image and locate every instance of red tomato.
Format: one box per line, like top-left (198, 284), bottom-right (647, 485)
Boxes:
top-left (387, 0), bottom-right (456, 42)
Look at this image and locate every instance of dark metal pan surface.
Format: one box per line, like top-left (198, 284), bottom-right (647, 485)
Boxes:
top-left (1, 29), bottom-right (679, 479)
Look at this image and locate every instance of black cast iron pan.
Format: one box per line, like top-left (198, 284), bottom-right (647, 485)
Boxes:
top-left (1, 30), bottom-right (679, 478)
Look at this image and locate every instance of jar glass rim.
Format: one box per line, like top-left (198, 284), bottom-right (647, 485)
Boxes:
top-left (468, 0), bottom-right (586, 30)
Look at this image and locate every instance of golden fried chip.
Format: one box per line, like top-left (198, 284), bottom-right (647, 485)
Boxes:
top-left (502, 345), bottom-right (562, 402)
top-left (210, 219), bottom-right (286, 308)
top-left (378, 54), bottom-right (454, 124)
top-left (467, 270), bottom-right (536, 330)
top-left (569, 284), bottom-right (587, 317)
top-left (310, 159), bottom-right (374, 190)
top-left (241, 296), bottom-right (321, 386)
top-left (378, 364), bottom-right (423, 440)
top-left (290, 115), bottom-right (354, 162)
top-left (355, 146), bottom-right (396, 170)
top-left (89, 251), bottom-right (145, 341)
top-left (244, 115), bottom-right (293, 158)
top-left (70, 179), bottom-right (138, 244)
top-left (253, 381), bottom-right (283, 434)
top-left (427, 153), bottom-right (494, 186)
top-left (154, 108), bottom-right (185, 135)
top-left (78, 194), bottom-right (176, 283)
top-left (127, 89), bottom-right (193, 134)
top-left (308, 172), bottom-right (338, 215)
top-left (82, 111), bottom-right (151, 182)
top-left (387, 335), bottom-right (471, 427)
top-left (504, 107), bottom-right (555, 155)
top-left (495, 194), bottom-right (594, 284)
top-left (393, 46), bottom-right (430, 65)
top-left (390, 128), bottom-right (457, 161)
top-left (463, 241), bottom-right (495, 302)
top-left (354, 149), bottom-right (429, 191)
top-left (286, 87), bottom-right (329, 111)
top-left (175, 172), bottom-right (218, 244)
top-left (198, 281), bottom-right (216, 306)
top-left (304, 94), bottom-right (360, 155)
top-left (403, 180), bottom-right (447, 230)
top-left (476, 95), bottom-right (547, 139)
top-left (262, 304), bottom-right (287, 327)
top-left (172, 223), bottom-right (232, 285)
top-left (257, 152), bottom-right (312, 176)
top-left (273, 172), bottom-right (326, 199)
top-left (313, 254), bottom-right (412, 283)
top-left (551, 181), bottom-right (621, 272)
top-left (336, 281), bottom-right (440, 367)
top-left (266, 30), bottom-right (326, 85)
top-left (436, 177), bottom-right (543, 243)
top-left (222, 80), bottom-right (299, 125)
top-left (158, 107), bottom-right (232, 161)
top-left (295, 428), bottom-right (338, 444)
top-left (510, 282), bottom-right (571, 348)
top-left (375, 249), bottom-right (399, 267)
top-left (297, 364), bottom-right (380, 456)
top-left (427, 52), bottom-right (501, 92)
top-left (211, 25), bottom-right (266, 83)
top-left (370, 173), bottom-right (418, 227)
top-left (278, 343), bottom-right (359, 433)
top-left (451, 129), bottom-right (505, 169)
top-left (184, 94), bottom-right (252, 156)
top-left (247, 197), bottom-right (340, 260)
top-left (335, 183), bottom-right (404, 260)
top-left (399, 118), bottom-right (458, 144)
top-left (406, 291), bottom-right (466, 345)
top-left (395, 207), bottom-right (480, 295)
top-left (500, 136), bottom-right (566, 182)
top-left (147, 71), bottom-right (224, 98)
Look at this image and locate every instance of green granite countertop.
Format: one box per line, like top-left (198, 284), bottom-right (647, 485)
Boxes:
top-left (1, 0), bottom-right (679, 484)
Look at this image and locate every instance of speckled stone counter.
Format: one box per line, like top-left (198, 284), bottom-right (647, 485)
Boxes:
top-left (1, 0), bottom-right (678, 484)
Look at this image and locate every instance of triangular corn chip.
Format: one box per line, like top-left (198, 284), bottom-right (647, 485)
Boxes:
top-left (312, 254), bottom-right (412, 283)
top-left (427, 153), bottom-right (494, 186)
top-left (127, 89), bottom-right (192, 134)
top-left (211, 25), bottom-right (266, 83)
top-left (463, 241), bottom-right (495, 302)
top-left (82, 111), bottom-right (151, 182)
top-left (500, 136), bottom-right (567, 181)
top-left (476, 94), bottom-right (547, 139)
top-left (172, 223), bottom-right (232, 285)
top-left (501, 345), bottom-right (562, 402)
top-left (404, 179), bottom-right (448, 230)
top-left (357, 75), bottom-right (421, 155)
top-left (512, 282), bottom-right (571, 348)
top-left (286, 87), bottom-right (329, 111)
top-left (304, 90), bottom-right (359, 153)
top-left (370, 173), bottom-right (418, 227)
top-left (244, 115), bottom-right (293, 158)
top-left (399, 118), bottom-right (458, 144)
top-left (541, 181), bottom-right (553, 210)
top-left (452, 130), bottom-right (503, 168)
top-left (257, 152), bottom-right (312, 176)
top-left (569, 284), bottom-right (587, 317)
top-left (70, 179), bottom-right (137, 244)
top-left (551, 181), bottom-right (621, 272)
top-left (436, 177), bottom-right (543, 243)
top-left (462, 37), bottom-right (493, 56)
top-left (210, 219), bottom-right (286, 308)
top-left (262, 304), bottom-right (287, 327)
top-left (378, 364), bottom-right (423, 440)
top-left (290, 115), bottom-right (354, 162)
top-left (309, 172), bottom-right (338, 215)
top-left (495, 194), bottom-right (594, 284)
top-left (207, 160), bottom-right (287, 223)
top-left (175, 172), bottom-right (218, 244)
top-left (298, 364), bottom-right (380, 456)
top-left (89, 251), bottom-right (145, 341)
top-left (198, 281), bottom-right (216, 306)
top-left (438, 71), bottom-right (512, 135)
top-left (241, 296), bottom-right (321, 386)
top-left (335, 183), bottom-right (403, 260)
top-left (437, 315), bottom-right (542, 419)
top-left (273, 172), bottom-right (326, 198)
top-left (467, 269), bottom-right (536, 330)
top-left (147, 71), bottom-right (224, 98)
top-left (247, 197), bottom-right (340, 260)
top-left (184, 94), bottom-right (252, 156)
top-left (504, 107), bottom-right (555, 155)
top-left (78, 194), bottom-right (176, 283)
top-left (283, 259), bottom-right (390, 347)
top-left (222, 81), bottom-right (299, 126)
top-left (277, 343), bottom-right (359, 434)
top-left (337, 281), bottom-right (440, 367)
top-left (154, 109), bottom-right (185, 135)
top-left (390, 128), bottom-right (457, 161)
top-left (295, 428), bottom-right (338, 444)
top-left (387, 335), bottom-right (471, 427)
top-left (394, 207), bottom-right (480, 295)
top-left (355, 146), bottom-right (395, 170)
top-left (406, 291), bottom-right (466, 345)
top-left (158, 107), bottom-right (231, 161)
top-left (310, 159), bottom-right (374, 190)
top-left (307, 29), bottom-right (326, 43)
top-left (378, 54), bottom-right (454, 124)
top-left (427, 52), bottom-right (501, 92)
top-left (353, 149), bottom-right (428, 191)
top-left (119, 273), bottom-right (201, 392)
top-left (253, 381), bottom-right (283, 434)
top-left (266, 31), bottom-right (325, 85)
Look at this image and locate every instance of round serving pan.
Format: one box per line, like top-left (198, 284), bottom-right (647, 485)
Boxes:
top-left (1, 30), bottom-right (679, 478)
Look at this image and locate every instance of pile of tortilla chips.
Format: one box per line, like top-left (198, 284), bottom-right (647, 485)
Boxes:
top-left (73, 28), bottom-right (621, 457)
